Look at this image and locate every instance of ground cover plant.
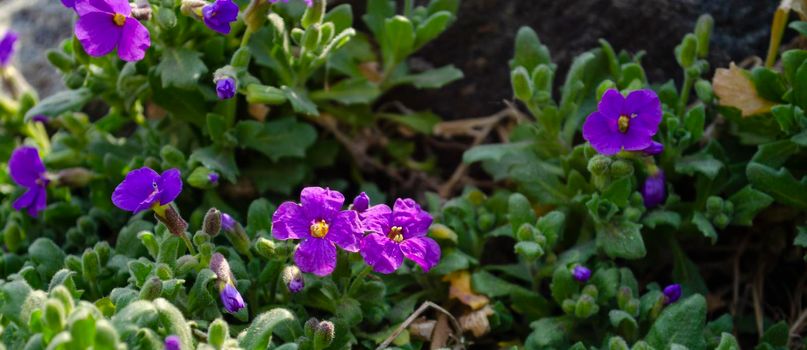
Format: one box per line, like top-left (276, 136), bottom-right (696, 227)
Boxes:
top-left (0, 0), bottom-right (805, 349)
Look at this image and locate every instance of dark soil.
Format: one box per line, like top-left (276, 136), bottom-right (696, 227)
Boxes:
top-left (359, 0), bottom-right (778, 120)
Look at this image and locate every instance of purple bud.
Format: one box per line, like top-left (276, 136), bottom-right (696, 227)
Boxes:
top-left (641, 170), bottom-right (666, 209)
top-left (208, 172), bottom-right (219, 184)
top-left (663, 284), bottom-right (682, 304)
top-left (642, 141), bottom-right (664, 156)
top-left (221, 213), bottom-right (236, 232)
top-left (215, 77), bottom-right (236, 100)
top-left (164, 335), bottom-right (181, 350)
top-left (282, 265), bottom-right (304, 293)
top-left (352, 192), bottom-right (370, 212)
top-left (31, 115), bottom-right (49, 124)
top-left (220, 283), bottom-right (246, 313)
top-left (0, 31), bottom-right (18, 67)
top-left (571, 265), bottom-right (592, 283)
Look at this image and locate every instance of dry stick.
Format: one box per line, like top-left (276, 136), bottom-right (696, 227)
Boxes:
top-left (752, 264), bottom-right (766, 339)
top-left (731, 235), bottom-right (750, 316)
top-left (376, 301), bottom-right (465, 350)
top-left (790, 308), bottom-right (807, 341)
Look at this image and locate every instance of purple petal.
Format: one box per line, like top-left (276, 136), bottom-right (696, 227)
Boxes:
top-left (61, 0), bottom-right (77, 8)
top-left (111, 167), bottom-right (160, 212)
top-left (164, 335), bottom-right (180, 350)
top-left (360, 233), bottom-right (403, 274)
top-left (294, 238), bottom-right (337, 276)
top-left (75, 0), bottom-right (115, 15)
top-left (202, 0), bottom-right (239, 35)
top-left (9, 147), bottom-right (45, 188)
top-left (642, 171), bottom-right (666, 208)
top-left (642, 141), bottom-right (664, 156)
top-left (215, 78), bottom-right (236, 99)
top-left (571, 265), bottom-right (592, 282)
top-left (272, 202), bottom-right (309, 240)
top-left (392, 198), bottom-right (433, 239)
top-left (0, 31), bottom-right (18, 66)
top-left (598, 89), bottom-right (625, 119)
top-left (361, 204), bottom-right (392, 235)
top-left (221, 213), bottom-right (235, 231)
top-left (117, 18), bottom-right (150, 62)
top-left (300, 187), bottom-right (344, 221)
top-left (75, 12), bottom-right (121, 57)
top-left (13, 187), bottom-right (37, 213)
top-left (623, 89), bottom-right (662, 135)
top-left (663, 283), bottom-right (682, 304)
top-left (33, 186), bottom-right (47, 217)
top-left (326, 210), bottom-right (361, 252)
top-left (157, 168), bottom-right (182, 205)
top-left (583, 111), bottom-right (622, 155)
top-left (400, 236), bottom-right (440, 272)
top-left (620, 127), bottom-right (654, 151)
top-left (220, 283), bottom-right (246, 312)
top-left (352, 192), bottom-right (370, 212)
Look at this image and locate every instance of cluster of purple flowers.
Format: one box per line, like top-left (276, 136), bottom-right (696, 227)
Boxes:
top-left (272, 188), bottom-right (441, 277)
top-left (582, 89), bottom-right (667, 208)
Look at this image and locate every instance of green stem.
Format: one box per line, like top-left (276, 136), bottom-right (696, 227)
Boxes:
top-left (677, 73), bottom-right (693, 117)
top-left (181, 233), bottom-right (197, 255)
top-left (347, 265), bottom-right (373, 297)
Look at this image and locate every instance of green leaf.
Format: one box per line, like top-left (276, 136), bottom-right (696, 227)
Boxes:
top-left (646, 295), bottom-right (707, 350)
top-left (24, 88), bottom-right (92, 121)
top-left (526, 317), bottom-right (571, 348)
top-left (596, 220), bottom-right (646, 260)
top-left (782, 49), bottom-right (807, 83)
top-left (154, 298), bottom-right (193, 348)
top-left (795, 226), bottom-right (807, 248)
top-left (235, 118), bottom-right (317, 161)
top-left (727, 186), bottom-right (773, 226)
top-left (463, 142), bottom-right (533, 164)
top-left (510, 26), bottom-right (551, 72)
top-left (382, 16), bottom-right (415, 65)
top-left (550, 267), bottom-right (578, 304)
top-left (684, 105), bottom-right (705, 142)
top-left (206, 114), bottom-right (228, 143)
top-left (715, 333), bottom-right (740, 350)
top-left (239, 309), bottom-right (296, 350)
top-left (414, 11), bottom-right (453, 49)
top-left (675, 153), bottom-right (723, 179)
top-left (691, 212), bottom-right (717, 243)
top-left (309, 78), bottom-right (380, 104)
top-left (379, 111), bottom-right (441, 134)
top-left (189, 145), bottom-right (239, 182)
top-left (752, 139), bottom-right (799, 168)
top-left (29, 238), bottom-right (66, 280)
top-left (388, 65), bottom-right (463, 89)
top-left (362, 0), bottom-right (395, 37)
top-left (508, 193), bottom-right (537, 233)
top-left (471, 270), bottom-right (530, 298)
top-left (324, 4), bottom-right (353, 33)
top-left (643, 210), bottom-right (682, 229)
top-left (794, 60), bottom-right (807, 111)
top-left (746, 162), bottom-right (807, 210)
top-left (427, 0), bottom-right (459, 15)
top-left (789, 21), bottom-right (807, 36)
top-left (245, 84), bottom-right (287, 105)
top-left (609, 310), bottom-right (638, 339)
top-left (760, 321), bottom-right (788, 346)
top-left (750, 67), bottom-right (786, 102)
top-left (156, 48), bottom-right (208, 89)
top-left (602, 177), bottom-right (633, 208)
top-left (247, 198), bottom-right (274, 237)
top-left (245, 161), bottom-right (308, 195)
top-left (281, 86), bottom-right (318, 116)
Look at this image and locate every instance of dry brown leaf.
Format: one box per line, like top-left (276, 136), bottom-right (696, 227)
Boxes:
top-left (248, 103), bottom-right (269, 121)
top-left (409, 318), bottom-right (436, 340)
top-left (712, 63), bottom-right (775, 118)
top-left (359, 62), bottom-right (384, 83)
top-left (430, 313), bottom-right (450, 350)
top-left (458, 305), bottom-right (495, 338)
top-left (443, 271), bottom-right (489, 310)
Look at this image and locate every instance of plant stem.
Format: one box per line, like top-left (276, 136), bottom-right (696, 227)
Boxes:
top-left (677, 73), bottom-right (693, 117)
top-left (347, 265), bottom-right (373, 297)
top-left (181, 233), bottom-right (197, 255)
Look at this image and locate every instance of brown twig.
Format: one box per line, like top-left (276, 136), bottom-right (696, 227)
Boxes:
top-left (376, 301), bottom-right (465, 350)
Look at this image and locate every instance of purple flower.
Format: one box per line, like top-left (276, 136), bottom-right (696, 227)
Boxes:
top-left (282, 265), bottom-right (304, 293)
top-left (0, 31), bottom-right (18, 67)
top-left (9, 147), bottom-right (48, 217)
top-left (641, 170), bottom-right (666, 209)
top-left (61, 0), bottom-right (76, 8)
top-left (268, 0), bottom-right (313, 7)
top-left (221, 213), bottom-right (235, 231)
top-left (202, 0), bottom-right (239, 35)
top-left (359, 199), bottom-right (440, 274)
top-left (74, 0), bottom-right (151, 62)
top-left (220, 283), bottom-right (245, 313)
top-left (352, 192), bottom-right (369, 212)
top-left (271, 187), bottom-right (362, 276)
top-left (582, 89), bottom-right (662, 156)
top-left (642, 141), bottom-right (664, 156)
top-left (164, 335), bottom-right (180, 350)
top-left (571, 265), bottom-right (591, 283)
top-left (208, 172), bottom-right (219, 184)
top-left (663, 283), bottom-right (682, 304)
top-left (215, 77), bottom-right (236, 100)
top-left (111, 167), bottom-right (182, 213)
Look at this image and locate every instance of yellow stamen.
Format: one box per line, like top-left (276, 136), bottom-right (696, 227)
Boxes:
top-left (617, 115), bottom-right (630, 133)
top-left (388, 226), bottom-right (404, 243)
top-left (112, 13), bottom-right (126, 27)
top-left (310, 220), bottom-right (329, 238)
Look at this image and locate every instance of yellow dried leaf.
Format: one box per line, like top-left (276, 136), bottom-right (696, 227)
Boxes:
top-left (459, 305), bottom-right (495, 338)
top-left (712, 63), bottom-right (775, 118)
top-left (443, 271), bottom-right (489, 310)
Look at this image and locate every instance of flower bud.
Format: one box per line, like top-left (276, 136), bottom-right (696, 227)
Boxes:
top-left (511, 66), bottom-right (534, 102)
top-left (571, 265), bottom-right (592, 283)
top-left (641, 141), bottom-right (664, 156)
top-left (587, 155), bottom-right (611, 176)
top-left (207, 172), bottom-right (219, 184)
top-left (706, 196), bottom-right (723, 215)
top-left (44, 299), bottom-right (66, 332)
top-left (675, 33), bottom-right (697, 68)
top-left (574, 294), bottom-right (599, 319)
top-left (3, 221), bottom-right (24, 253)
top-left (95, 320), bottom-right (119, 349)
top-left (514, 241), bottom-right (543, 261)
top-left (210, 253), bottom-right (235, 284)
top-left (203, 208), bottom-right (222, 236)
top-left (609, 159), bottom-right (634, 178)
top-left (221, 213), bottom-right (236, 232)
top-left (164, 335), bottom-right (181, 350)
top-left (139, 277), bottom-right (162, 300)
top-left (180, 0), bottom-right (206, 16)
top-left (352, 192), bottom-right (370, 213)
top-left (213, 66), bottom-right (238, 100)
top-left (208, 318), bottom-right (228, 348)
top-left (695, 79), bottom-right (714, 103)
top-left (313, 320), bottom-right (335, 349)
top-left (714, 214), bottom-right (730, 229)
top-left (301, 0), bottom-right (325, 29)
top-left (561, 299), bottom-right (576, 314)
top-left (193, 231), bottom-right (211, 246)
top-left (663, 284), bottom-right (682, 305)
top-left (641, 170), bottom-right (666, 209)
top-left (82, 249), bottom-right (100, 281)
top-left (175, 255), bottom-right (198, 276)
top-left (281, 265), bottom-right (304, 293)
top-left (478, 212), bottom-right (495, 232)
top-left (608, 336), bottom-right (629, 350)
top-left (231, 47), bottom-right (251, 68)
top-left (515, 223), bottom-right (538, 242)
top-left (625, 299), bottom-right (640, 316)
top-left (55, 168), bottom-right (94, 187)
top-left (304, 318), bottom-right (319, 338)
top-left (50, 286), bottom-right (74, 315)
top-left (224, 223), bottom-right (251, 257)
top-left (255, 237), bottom-right (276, 259)
top-left (156, 263), bottom-right (173, 280)
top-left (694, 14), bottom-right (713, 58)
top-left (131, 0), bottom-right (152, 20)
top-left (617, 286), bottom-right (632, 310)
top-left (156, 206), bottom-right (188, 237)
top-left (429, 223), bottom-right (458, 242)
top-left (581, 284), bottom-right (599, 300)
top-left (623, 207), bottom-right (642, 222)
top-left (220, 283), bottom-right (246, 313)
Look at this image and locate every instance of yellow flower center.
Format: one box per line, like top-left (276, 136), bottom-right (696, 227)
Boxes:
top-left (617, 115), bottom-right (631, 133)
top-left (388, 226), bottom-right (404, 243)
top-left (112, 13), bottom-right (126, 27)
top-left (310, 220), bottom-right (329, 238)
